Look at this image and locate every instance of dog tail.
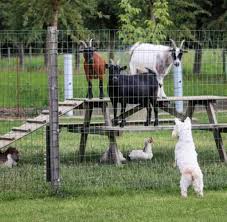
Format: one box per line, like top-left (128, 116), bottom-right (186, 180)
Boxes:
top-left (191, 167), bottom-right (203, 181)
top-left (183, 167), bottom-right (202, 181)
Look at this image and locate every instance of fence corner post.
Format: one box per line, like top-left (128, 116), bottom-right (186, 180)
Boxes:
top-left (47, 26), bottom-right (60, 192)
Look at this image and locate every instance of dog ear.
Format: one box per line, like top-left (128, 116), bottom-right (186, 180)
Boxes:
top-left (185, 117), bottom-right (191, 125)
top-left (174, 118), bottom-right (181, 125)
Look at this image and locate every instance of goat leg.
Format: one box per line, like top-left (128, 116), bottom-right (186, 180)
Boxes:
top-left (120, 102), bottom-right (126, 128)
top-left (99, 80), bottom-right (104, 99)
top-left (145, 103), bottom-right (151, 126)
top-left (153, 100), bottom-right (159, 126)
top-left (87, 80), bottom-right (93, 99)
top-left (112, 100), bottom-right (119, 126)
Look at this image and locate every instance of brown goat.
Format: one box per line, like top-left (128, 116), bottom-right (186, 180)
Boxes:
top-left (0, 147), bottom-right (19, 168)
top-left (80, 39), bottom-right (106, 99)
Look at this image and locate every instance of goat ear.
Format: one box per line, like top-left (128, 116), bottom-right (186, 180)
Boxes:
top-left (168, 48), bottom-right (175, 52)
top-left (109, 59), bottom-right (114, 65)
top-left (120, 65), bottom-right (127, 71)
top-left (105, 64), bottom-right (109, 69)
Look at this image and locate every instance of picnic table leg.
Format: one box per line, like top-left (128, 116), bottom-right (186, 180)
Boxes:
top-left (79, 103), bottom-right (93, 162)
top-left (213, 129), bottom-right (227, 162)
top-left (205, 102), bottom-right (227, 162)
top-left (101, 102), bottom-right (121, 165)
top-left (184, 100), bottom-right (196, 120)
top-left (108, 132), bottom-right (121, 165)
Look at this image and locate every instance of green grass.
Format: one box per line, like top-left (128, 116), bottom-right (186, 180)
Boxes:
top-left (0, 191), bottom-right (227, 222)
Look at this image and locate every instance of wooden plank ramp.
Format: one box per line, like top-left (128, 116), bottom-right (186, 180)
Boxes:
top-left (0, 100), bottom-right (83, 149)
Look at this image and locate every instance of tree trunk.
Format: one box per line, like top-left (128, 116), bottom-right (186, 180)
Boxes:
top-left (51, 0), bottom-right (59, 27)
top-left (44, 34), bottom-right (49, 67)
top-left (74, 43), bottom-right (80, 74)
top-left (193, 42), bottom-right (202, 75)
top-left (18, 42), bottom-right (24, 70)
top-left (108, 31), bottom-right (115, 61)
top-left (148, 0), bottom-right (155, 21)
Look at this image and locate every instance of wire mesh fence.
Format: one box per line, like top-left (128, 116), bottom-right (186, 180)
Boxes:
top-left (0, 29), bottom-right (226, 196)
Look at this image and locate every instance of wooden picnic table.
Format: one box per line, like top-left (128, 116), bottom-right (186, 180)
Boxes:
top-left (58, 96), bottom-right (227, 164)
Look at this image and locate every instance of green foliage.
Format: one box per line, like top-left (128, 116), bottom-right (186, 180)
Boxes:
top-left (168, 0), bottom-right (212, 39)
top-left (118, 0), bottom-right (172, 44)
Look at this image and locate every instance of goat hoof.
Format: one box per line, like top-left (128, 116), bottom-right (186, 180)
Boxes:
top-left (99, 94), bottom-right (104, 99)
top-left (120, 121), bottom-right (126, 128)
top-left (154, 121), bottom-right (159, 126)
top-left (144, 121), bottom-right (150, 126)
top-left (87, 94), bottom-right (93, 99)
top-left (112, 119), bottom-right (119, 126)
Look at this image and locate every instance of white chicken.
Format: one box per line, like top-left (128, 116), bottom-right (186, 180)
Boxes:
top-left (128, 137), bottom-right (154, 161)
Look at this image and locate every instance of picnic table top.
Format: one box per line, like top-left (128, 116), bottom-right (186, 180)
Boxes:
top-left (72, 96), bottom-right (227, 103)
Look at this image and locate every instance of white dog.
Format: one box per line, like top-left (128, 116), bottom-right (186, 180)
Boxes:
top-left (172, 117), bottom-right (203, 198)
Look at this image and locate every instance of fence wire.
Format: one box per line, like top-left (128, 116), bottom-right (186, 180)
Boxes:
top-left (0, 29), bottom-right (226, 195)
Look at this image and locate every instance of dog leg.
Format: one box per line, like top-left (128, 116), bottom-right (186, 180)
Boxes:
top-left (192, 169), bottom-right (204, 197)
top-left (180, 173), bottom-right (192, 198)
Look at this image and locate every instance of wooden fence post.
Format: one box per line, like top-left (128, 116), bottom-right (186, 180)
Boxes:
top-left (47, 26), bottom-right (60, 191)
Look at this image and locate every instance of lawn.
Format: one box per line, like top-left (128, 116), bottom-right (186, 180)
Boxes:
top-left (0, 191), bottom-right (227, 222)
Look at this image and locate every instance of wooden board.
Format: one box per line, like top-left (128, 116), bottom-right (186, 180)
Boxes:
top-left (74, 124), bottom-right (227, 135)
top-left (0, 100), bottom-right (83, 149)
top-left (73, 96), bottom-right (227, 103)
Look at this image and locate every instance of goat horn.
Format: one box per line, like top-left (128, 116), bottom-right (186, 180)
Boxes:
top-left (89, 39), bottom-right (93, 47)
top-left (80, 40), bottom-right (87, 48)
top-left (110, 59), bottom-right (114, 65)
top-left (180, 39), bottom-right (185, 49)
top-left (170, 39), bottom-right (177, 49)
top-left (116, 59), bottom-right (120, 65)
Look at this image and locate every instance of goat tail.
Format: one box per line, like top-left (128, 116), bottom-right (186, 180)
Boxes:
top-left (129, 42), bottom-right (140, 56)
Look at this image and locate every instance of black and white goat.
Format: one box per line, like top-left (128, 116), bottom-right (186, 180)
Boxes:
top-left (0, 147), bottom-right (19, 168)
top-left (129, 39), bottom-right (186, 98)
top-left (106, 61), bottom-right (159, 127)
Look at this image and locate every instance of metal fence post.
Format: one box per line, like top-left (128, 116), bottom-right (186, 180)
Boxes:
top-left (47, 26), bottom-right (60, 191)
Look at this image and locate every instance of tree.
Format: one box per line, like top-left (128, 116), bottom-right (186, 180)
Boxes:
top-left (1, 0), bottom-right (98, 67)
top-left (118, 0), bottom-right (172, 45)
top-left (168, 0), bottom-right (212, 75)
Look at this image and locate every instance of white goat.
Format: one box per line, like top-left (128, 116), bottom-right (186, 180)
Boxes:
top-left (128, 137), bottom-right (154, 161)
top-left (129, 39), bottom-right (185, 98)
top-left (172, 117), bottom-right (204, 198)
